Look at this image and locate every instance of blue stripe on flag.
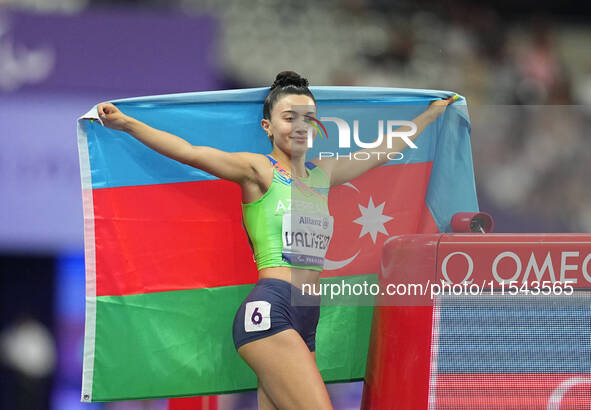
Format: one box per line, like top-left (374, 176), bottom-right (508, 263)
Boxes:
top-left (425, 107), bottom-right (479, 232)
top-left (87, 87), bottom-right (467, 189)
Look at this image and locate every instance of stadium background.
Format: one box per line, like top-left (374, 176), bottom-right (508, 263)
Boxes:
top-left (0, 0), bottom-right (589, 409)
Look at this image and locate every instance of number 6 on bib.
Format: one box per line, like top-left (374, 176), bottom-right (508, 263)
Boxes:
top-left (244, 301), bottom-right (271, 332)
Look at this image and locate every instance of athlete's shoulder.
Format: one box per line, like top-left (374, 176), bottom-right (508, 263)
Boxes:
top-left (308, 158), bottom-right (333, 181)
top-left (309, 157), bottom-right (333, 171)
top-left (241, 153), bottom-right (275, 185)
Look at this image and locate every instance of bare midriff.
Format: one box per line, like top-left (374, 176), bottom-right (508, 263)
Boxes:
top-left (258, 266), bottom-right (320, 295)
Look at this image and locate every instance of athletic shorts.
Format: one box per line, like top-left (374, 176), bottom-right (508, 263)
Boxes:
top-left (232, 278), bottom-right (321, 352)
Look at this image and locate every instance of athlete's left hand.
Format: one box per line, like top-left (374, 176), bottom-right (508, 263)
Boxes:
top-left (428, 94), bottom-right (459, 116)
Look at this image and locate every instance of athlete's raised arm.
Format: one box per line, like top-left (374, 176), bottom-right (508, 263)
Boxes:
top-left (97, 103), bottom-right (257, 184)
top-left (313, 96), bottom-right (457, 187)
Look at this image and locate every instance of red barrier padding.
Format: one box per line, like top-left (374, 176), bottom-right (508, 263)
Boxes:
top-left (362, 233), bottom-right (591, 409)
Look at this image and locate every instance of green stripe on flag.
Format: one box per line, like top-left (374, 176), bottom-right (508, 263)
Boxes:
top-left (87, 275), bottom-right (375, 401)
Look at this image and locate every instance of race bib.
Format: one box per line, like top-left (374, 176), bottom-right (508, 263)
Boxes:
top-left (244, 301), bottom-right (271, 332)
top-left (282, 212), bottom-right (334, 267)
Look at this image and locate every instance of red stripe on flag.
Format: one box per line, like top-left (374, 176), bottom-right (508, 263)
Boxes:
top-left (93, 162), bottom-right (437, 296)
top-left (93, 179), bottom-right (257, 296)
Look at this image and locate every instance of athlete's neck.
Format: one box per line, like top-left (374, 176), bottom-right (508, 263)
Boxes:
top-left (269, 150), bottom-right (308, 178)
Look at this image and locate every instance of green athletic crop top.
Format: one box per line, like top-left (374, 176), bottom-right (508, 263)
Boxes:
top-left (242, 155), bottom-right (333, 271)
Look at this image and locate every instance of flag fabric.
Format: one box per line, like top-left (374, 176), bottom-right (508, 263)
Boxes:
top-left (77, 86), bottom-right (478, 402)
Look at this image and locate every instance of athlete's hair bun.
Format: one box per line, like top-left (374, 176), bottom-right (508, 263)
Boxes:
top-left (271, 71), bottom-right (309, 90)
top-left (263, 70), bottom-right (315, 121)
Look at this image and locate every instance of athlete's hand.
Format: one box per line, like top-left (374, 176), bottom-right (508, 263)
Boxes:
top-left (427, 94), bottom-right (459, 117)
top-left (97, 103), bottom-right (130, 131)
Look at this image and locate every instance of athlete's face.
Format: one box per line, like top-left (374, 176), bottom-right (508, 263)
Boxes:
top-left (261, 94), bottom-right (317, 157)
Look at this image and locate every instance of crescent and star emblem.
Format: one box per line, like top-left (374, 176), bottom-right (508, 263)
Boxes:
top-left (324, 182), bottom-right (394, 270)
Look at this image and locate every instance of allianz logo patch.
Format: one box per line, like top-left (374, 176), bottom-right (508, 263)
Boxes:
top-left (298, 215), bottom-right (330, 229)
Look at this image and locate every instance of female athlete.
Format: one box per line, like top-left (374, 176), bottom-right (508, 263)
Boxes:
top-left (97, 71), bottom-right (455, 409)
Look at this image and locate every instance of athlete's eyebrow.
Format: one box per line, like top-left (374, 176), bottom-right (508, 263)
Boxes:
top-left (280, 110), bottom-right (316, 115)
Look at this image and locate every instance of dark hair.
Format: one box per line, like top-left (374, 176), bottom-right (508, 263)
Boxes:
top-left (263, 71), bottom-right (316, 120)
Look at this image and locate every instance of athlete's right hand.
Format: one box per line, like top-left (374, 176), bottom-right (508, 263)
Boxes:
top-left (97, 103), bottom-right (130, 131)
